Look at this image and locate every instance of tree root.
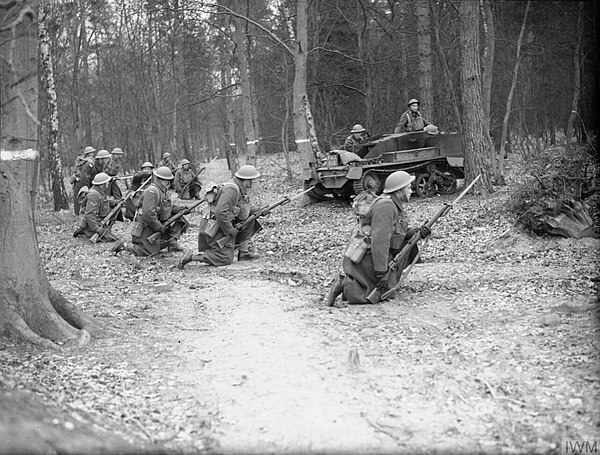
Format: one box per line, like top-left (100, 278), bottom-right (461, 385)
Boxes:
top-left (48, 286), bottom-right (97, 334)
top-left (3, 304), bottom-right (58, 349)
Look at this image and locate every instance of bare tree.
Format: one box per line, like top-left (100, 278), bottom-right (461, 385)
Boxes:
top-left (415, 0), bottom-right (433, 119)
top-left (39, 3), bottom-right (69, 211)
top-left (565, 1), bottom-right (584, 151)
top-left (1, 0), bottom-right (95, 347)
top-left (458, 0), bottom-right (491, 190)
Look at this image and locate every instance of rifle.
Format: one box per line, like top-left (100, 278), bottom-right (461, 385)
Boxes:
top-left (215, 186), bottom-right (315, 249)
top-left (178, 156), bottom-right (218, 197)
top-left (147, 197), bottom-right (206, 245)
top-left (366, 174), bottom-right (481, 304)
top-left (91, 175), bottom-right (152, 243)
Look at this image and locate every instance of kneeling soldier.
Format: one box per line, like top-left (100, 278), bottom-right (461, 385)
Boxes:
top-left (76, 173), bottom-right (118, 242)
top-left (178, 164), bottom-right (260, 268)
top-left (112, 166), bottom-right (187, 256)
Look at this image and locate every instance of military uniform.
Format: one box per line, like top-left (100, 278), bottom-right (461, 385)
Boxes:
top-left (80, 186), bottom-right (118, 242)
top-left (342, 194), bottom-right (418, 303)
top-left (129, 181), bottom-right (186, 256)
top-left (197, 178), bottom-right (257, 266)
top-left (394, 110), bottom-right (430, 133)
top-left (174, 167), bottom-right (201, 199)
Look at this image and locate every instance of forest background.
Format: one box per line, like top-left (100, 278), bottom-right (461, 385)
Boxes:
top-left (34, 0), bottom-right (597, 192)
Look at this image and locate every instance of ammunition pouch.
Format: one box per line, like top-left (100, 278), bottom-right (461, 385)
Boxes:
top-left (131, 220), bottom-right (144, 238)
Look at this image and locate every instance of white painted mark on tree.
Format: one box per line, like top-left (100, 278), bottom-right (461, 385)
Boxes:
top-left (0, 149), bottom-right (39, 161)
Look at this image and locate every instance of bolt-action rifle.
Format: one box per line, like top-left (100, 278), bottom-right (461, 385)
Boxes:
top-left (178, 156), bottom-right (218, 198)
top-left (147, 197), bottom-right (206, 245)
top-left (366, 174), bottom-right (481, 304)
top-left (215, 186), bottom-right (315, 249)
top-left (91, 175), bottom-right (152, 243)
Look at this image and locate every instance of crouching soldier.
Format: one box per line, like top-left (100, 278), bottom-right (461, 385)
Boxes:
top-left (326, 171), bottom-right (430, 305)
top-left (112, 166), bottom-right (187, 256)
top-left (178, 164), bottom-right (261, 269)
top-left (75, 173), bottom-right (119, 242)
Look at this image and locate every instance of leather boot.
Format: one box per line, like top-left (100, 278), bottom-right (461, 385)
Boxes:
top-left (178, 250), bottom-right (193, 269)
top-left (111, 238), bottom-right (126, 254)
top-left (238, 250), bottom-right (260, 261)
top-left (73, 227), bottom-right (85, 238)
top-left (326, 272), bottom-right (344, 306)
top-left (168, 241), bottom-right (184, 253)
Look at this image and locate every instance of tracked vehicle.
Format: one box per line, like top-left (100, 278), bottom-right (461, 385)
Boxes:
top-left (303, 131), bottom-right (464, 199)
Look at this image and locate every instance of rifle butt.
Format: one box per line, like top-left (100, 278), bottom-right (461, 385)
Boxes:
top-left (90, 233), bottom-right (99, 244)
top-left (147, 232), bottom-right (160, 245)
top-left (366, 288), bottom-right (381, 304)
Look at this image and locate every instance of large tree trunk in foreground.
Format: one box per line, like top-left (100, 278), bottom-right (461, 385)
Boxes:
top-left (0, 0), bottom-right (94, 347)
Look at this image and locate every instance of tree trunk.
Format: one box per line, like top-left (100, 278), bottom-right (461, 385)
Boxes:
top-left (565, 1), bottom-right (584, 151)
top-left (0, 0), bottom-right (95, 347)
top-left (39, 4), bottom-right (69, 211)
top-left (289, 0), bottom-right (317, 178)
top-left (459, 0), bottom-right (491, 191)
top-left (233, 0), bottom-right (258, 166)
top-left (499, 0), bottom-right (530, 179)
top-left (415, 0), bottom-right (433, 119)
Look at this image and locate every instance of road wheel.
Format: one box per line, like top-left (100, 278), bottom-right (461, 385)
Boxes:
top-left (304, 181), bottom-right (331, 201)
top-left (353, 172), bottom-right (381, 195)
top-left (414, 173), bottom-right (431, 197)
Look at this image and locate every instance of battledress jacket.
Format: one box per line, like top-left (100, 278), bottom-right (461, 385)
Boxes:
top-left (198, 178), bottom-right (255, 266)
top-left (82, 186), bottom-right (112, 239)
top-left (342, 194), bottom-right (418, 303)
top-left (394, 110), bottom-right (430, 133)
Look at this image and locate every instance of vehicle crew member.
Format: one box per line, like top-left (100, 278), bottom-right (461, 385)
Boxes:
top-left (343, 124), bottom-right (369, 153)
top-left (76, 172), bottom-right (119, 242)
top-left (174, 159), bottom-right (202, 200)
top-left (394, 99), bottom-right (431, 133)
top-left (112, 166), bottom-right (187, 256)
top-left (178, 164), bottom-right (261, 269)
top-left (326, 171), bottom-right (430, 305)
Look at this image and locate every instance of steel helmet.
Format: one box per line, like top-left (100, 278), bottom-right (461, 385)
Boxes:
top-left (153, 166), bottom-right (174, 180)
top-left (424, 124), bottom-right (439, 135)
top-left (141, 161), bottom-right (154, 169)
top-left (383, 171), bottom-right (415, 193)
top-left (92, 172), bottom-right (111, 185)
top-left (407, 98), bottom-right (420, 106)
top-left (181, 159), bottom-right (190, 165)
top-left (77, 185), bottom-right (89, 196)
top-left (234, 164), bottom-right (261, 180)
top-left (84, 146), bottom-right (96, 155)
top-left (162, 152), bottom-right (171, 159)
top-left (95, 149), bottom-right (111, 159)
top-left (111, 147), bottom-right (123, 155)
top-left (351, 124), bottom-right (366, 133)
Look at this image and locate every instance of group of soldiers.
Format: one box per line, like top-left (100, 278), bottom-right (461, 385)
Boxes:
top-left (70, 142), bottom-right (432, 305)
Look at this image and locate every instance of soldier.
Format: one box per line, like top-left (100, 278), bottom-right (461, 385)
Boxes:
top-left (394, 99), bottom-right (431, 133)
top-left (76, 173), bottom-right (118, 242)
top-left (174, 159), bottom-right (202, 199)
top-left (111, 166), bottom-right (187, 256)
top-left (343, 124), bottom-right (369, 153)
top-left (90, 149), bottom-right (112, 184)
top-left (106, 147), bottom-right (124, 199)
top-left (326, 171), bottom-right (430, 305)
top-left (73, 186), bottom-right (90, 237)
top-left (72, 146), bottom-right (96, 215)
top-left (178, 164), bottom-right (261, 269)
top-left (124, 162), bottom-right (154, 221)
top-left (158, 152), bottom-right (177, 173)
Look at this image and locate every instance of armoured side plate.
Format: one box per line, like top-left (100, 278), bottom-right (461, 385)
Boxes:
top-left (346, 166), bottom-right (363, 179)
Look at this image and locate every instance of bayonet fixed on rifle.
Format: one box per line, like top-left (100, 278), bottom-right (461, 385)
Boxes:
top-left (366, 174), bottom-right (481, 304)
top-left (147, 197), bottom-right (207, 245)
top-left (90, 175), bottom-right (152, 243)
top-left (215, 186), bottom-right (315, 249)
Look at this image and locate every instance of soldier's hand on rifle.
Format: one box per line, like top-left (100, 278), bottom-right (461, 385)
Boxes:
top-left (419, 225), bottom-right (431, 238)
top-left (375, 272), bottom-right (389, 294)
top-left (159, 224), bottom-right (167, 234)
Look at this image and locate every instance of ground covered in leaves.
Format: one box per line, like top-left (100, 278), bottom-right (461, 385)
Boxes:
top-left (0, 154), bottom-right (599, 454)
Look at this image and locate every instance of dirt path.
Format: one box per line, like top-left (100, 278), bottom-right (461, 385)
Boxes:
top-left (152, 264), bottom-right (399, 453)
